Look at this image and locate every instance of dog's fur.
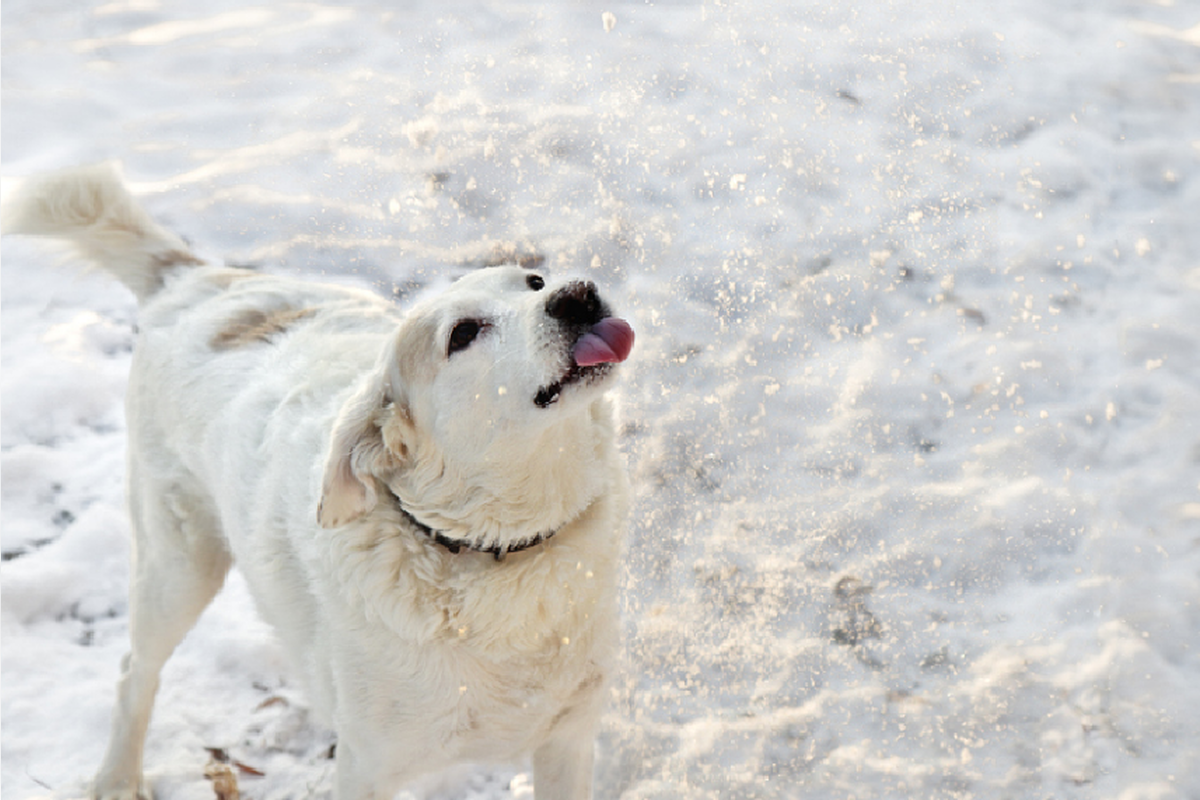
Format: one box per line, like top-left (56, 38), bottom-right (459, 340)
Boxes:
top-left (3, 164), bottom-right (630, 800)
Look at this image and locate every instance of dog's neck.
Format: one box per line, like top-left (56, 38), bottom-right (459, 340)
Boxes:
top-left (389, 397), bottom-right (616, 553)
top-left (387, 488), bottom-right (559, 561)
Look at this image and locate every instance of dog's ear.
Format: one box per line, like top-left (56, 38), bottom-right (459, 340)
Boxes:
top-left (318, 378), bottom-right (412, 529)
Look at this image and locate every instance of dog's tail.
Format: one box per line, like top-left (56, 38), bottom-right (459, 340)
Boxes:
top-left (1, 162), bottom-right (205, 302)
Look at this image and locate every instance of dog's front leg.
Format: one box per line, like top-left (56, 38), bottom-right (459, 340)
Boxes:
top-left (532, 733), bottom-right (595, 800)
top-left (333, 741), bottom-right (378, 800)
top-left (335, 738), bottom-right (414, 800)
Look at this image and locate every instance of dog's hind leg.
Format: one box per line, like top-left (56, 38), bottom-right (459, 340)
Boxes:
top-left (93, 476), bottom-right (231, 800)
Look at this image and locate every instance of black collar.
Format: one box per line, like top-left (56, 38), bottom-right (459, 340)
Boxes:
top-left (388, 489), bottom-right (558, 562)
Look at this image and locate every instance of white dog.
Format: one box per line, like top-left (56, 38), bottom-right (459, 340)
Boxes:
top-left (3, 164), bottom-right (634, 800)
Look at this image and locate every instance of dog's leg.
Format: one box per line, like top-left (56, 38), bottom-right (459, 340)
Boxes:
top-left (532, 732), bottom-right (596, 800)
top-left (334, 740), bottom-right (384, 800)
top-left (93, 481), bottom-right (231, 800)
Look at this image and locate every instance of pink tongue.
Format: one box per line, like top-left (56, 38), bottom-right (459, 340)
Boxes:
top-left (572, 317), bottom-right (635, 367)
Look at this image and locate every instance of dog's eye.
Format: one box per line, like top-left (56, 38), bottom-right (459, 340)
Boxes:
top-left (448, 320), bottom-right (482, 356)
top-left (526, 273), bottom-right (545, 291)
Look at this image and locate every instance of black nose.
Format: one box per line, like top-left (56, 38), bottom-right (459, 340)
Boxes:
top-left (545, 280), bottom-right (604, 326)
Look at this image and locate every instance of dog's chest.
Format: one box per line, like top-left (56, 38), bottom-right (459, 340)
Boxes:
top-left (348, 629), bottom-right (608, 764)
top-left (450, 658), bottom-right (600, 758)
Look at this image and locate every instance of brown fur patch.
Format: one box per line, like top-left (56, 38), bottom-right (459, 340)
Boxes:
top-left (210, 306), bottom-right (317, 351)
top-left (151, 249), bottom-right (206, 271)
top-left (204, 267), bottom-right (257, 289)
top-left (129, 249), bottom-right (207, 296)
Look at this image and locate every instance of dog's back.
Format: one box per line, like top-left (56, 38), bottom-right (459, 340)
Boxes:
top-left (3, 161), bottom-right (396, 487)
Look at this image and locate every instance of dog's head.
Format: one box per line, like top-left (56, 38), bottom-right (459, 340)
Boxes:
top-left (317, 266), bottom-right (633, 535)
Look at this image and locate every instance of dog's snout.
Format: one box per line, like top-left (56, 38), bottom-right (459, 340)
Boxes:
top-left (545, 281), bottom-right (603, 326)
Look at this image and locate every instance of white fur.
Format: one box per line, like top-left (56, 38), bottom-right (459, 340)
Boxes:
top-left (3, 165), bottom-right (629, 800)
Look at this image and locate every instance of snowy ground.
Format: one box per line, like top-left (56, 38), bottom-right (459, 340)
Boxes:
top-left (3, 1), bottom-right (1199, 798)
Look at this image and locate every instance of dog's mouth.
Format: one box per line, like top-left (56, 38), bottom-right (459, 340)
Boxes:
top-left (534, 317), bottom-right (635, 408)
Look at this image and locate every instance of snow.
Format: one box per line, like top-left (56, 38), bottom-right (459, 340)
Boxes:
top-left (3, 1), bottom-right (1198, 798)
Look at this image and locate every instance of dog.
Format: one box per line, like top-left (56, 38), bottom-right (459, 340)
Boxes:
top-left (2, 163), bottom-right (634, 800)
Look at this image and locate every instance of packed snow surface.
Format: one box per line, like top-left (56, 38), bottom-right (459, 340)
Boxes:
top-left (3, 1), bottom-right (1199, 798)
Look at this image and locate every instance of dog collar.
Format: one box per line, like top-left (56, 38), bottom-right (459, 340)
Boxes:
top-left (387, 489), bottom-right (557, 562)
